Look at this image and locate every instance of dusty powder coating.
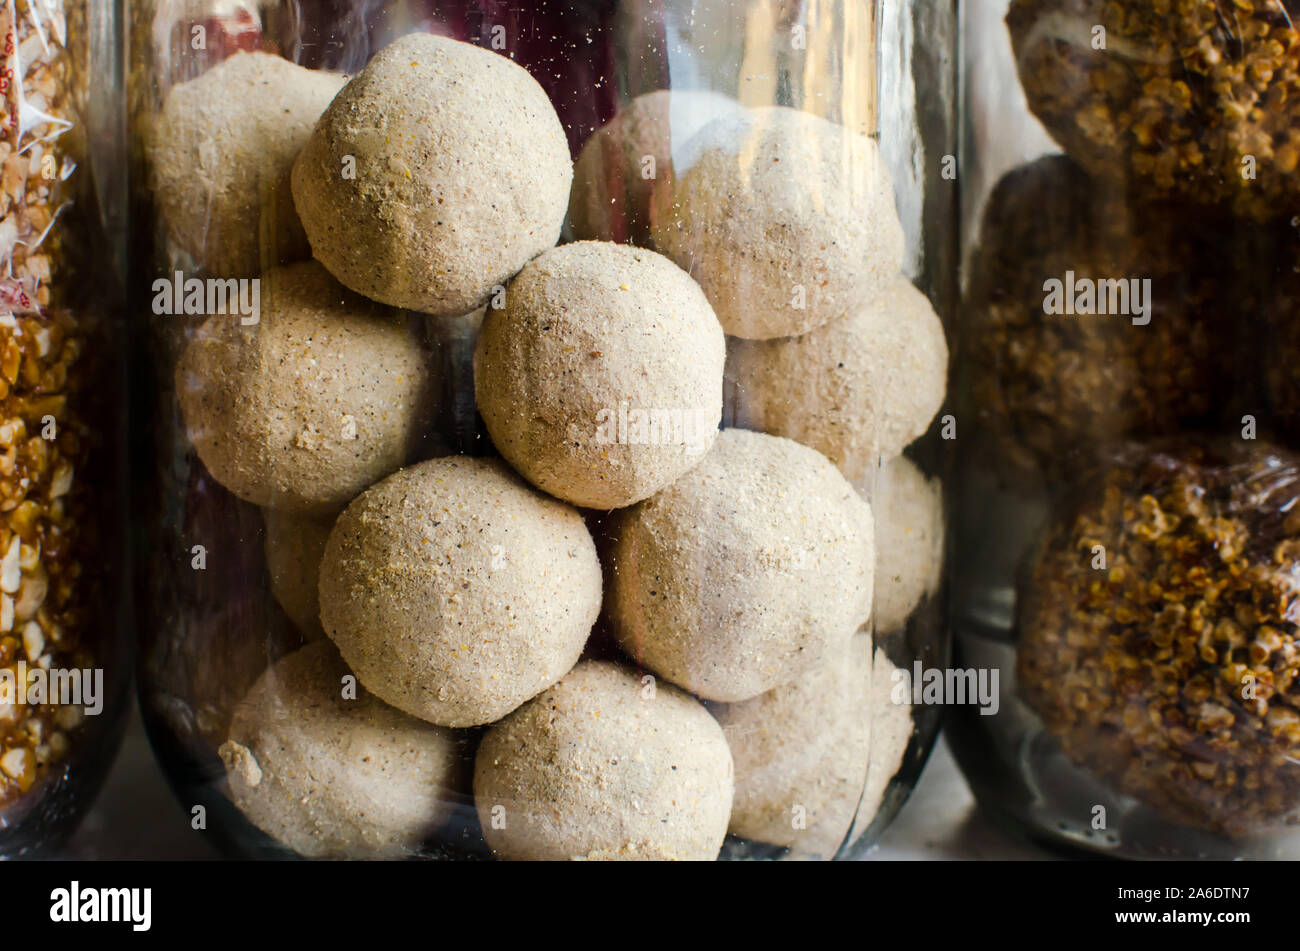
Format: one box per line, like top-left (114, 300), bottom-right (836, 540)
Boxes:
top-left (870, 456), bottom-right (944, 635)
top-left (1007, 0), bottom-right (1300, 220)
top-left (651, 106), bottom-right (905, 340)
top-left (0, 0), bottom-right (100, 806)
top-left (220, 641), bottom-right (464, 859)
top-left (174, 260), bottom-right (434, 515)
top-left (567, 89), bottom-right (745, 246)
top-left (609, 429), bottom-right (874, 702)
top-left (474, 241), bottom-right (725, 510)
top-left (1018, 441), bottom-right (1300, 835)
top-left (318, 456), bottom-right (602, 729)
top-left (474, 660), bottom-right (734, 861)
top-left (728, 277), bottom-right (947, 481)
top-left (965, 155), bottom-right (1233, 485)
top-left (148, 52), bottom-right (347, 277)
top-left (291, 33), bottom-right (572, 317)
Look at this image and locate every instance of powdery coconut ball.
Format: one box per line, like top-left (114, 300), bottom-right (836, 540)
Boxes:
top-left (651, 106), bottom-right (904, 339)
top-left (218, 641), bottom-right (463, 859)
top-left (264, 510), bottom-right (333, 639)
top-left (868, 456), bottom-right (944, 634)
top-left (609, 428), bottom-right (874, 702)
top-left (474, 660), bottom-right (734, 861)
top-left (175, 261), bottom-right (433, 514)
top-left (318, 456), bottom-right (602, 728)
top-left (568, 90), bottom-right (745, 246)
top-left (474, 241), bottom-right (724, 510)
top-left (149, 52), bottom-right (347, 277)
top-left (728, 277), bottom-right (948, 480)
top-left (715, 635), bottom-right (870, 856)
top-left (291, 33), bottom-right (572, 316)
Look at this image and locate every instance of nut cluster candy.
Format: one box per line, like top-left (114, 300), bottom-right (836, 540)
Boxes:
top-left (1018, 441), bottom-right (1300, 835)
top-left (1008, 0), bottom-right (1300, 220)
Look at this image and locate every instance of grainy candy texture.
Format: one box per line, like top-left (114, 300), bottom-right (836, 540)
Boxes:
top-left (263, 509), bottom-right (332, 640)
top-left (870, 456), bottom-right (944, 634)
top-left (651, 106), bottom-right (904, 339)
top-left (716, 636), bottom-right (871, 855)
top-left (474, 241), bottom-right (724, 510)
top-left (1007, 0), bottom-right (1300, 219)
top-left (175, 260), bottom-right (433, 514)
top-left (568, 89), bottom-right (745, 245)
top-left (609, 429), bottom-right (874, 702)
top-left (149, 52), bottom-right (347, 277)
top-left (728, 277), bottom-right (947, 480)
top-left (1018, 441), bottom-right (1300, 835)
top-left (219, 641), bottom-right (463, 859)
top-left (965, 155), bottom-right (1232, 484)
top-left (474, 661), bottom-right (734, 861)
top-left (318, 456), bottom-right (602, 728)
top-left (291, 33), bottom-right (572, 316)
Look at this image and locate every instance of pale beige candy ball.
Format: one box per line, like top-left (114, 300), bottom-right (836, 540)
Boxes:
top-left (291, 33), bottom-right (572, 316)
top-left (728, 277), bottom-right (948, 480)
top-left (868, 456), bottom-right (944, 634)
top-left (568, 89), bottom-right (745, 245)
top-left (716, 636), bottom-right (870, 855)
top-left (474, 241), bottom-right (724, 509)
top-left (263, 510), bottom-right (333, 639)
top-left (175, 261), bottom-right (433, 514)
top-left (318, 456), bottom-right (602, 728)
top-left (149, 52), bottom-right (347, 277)
top-left (609, 429), bottom-right (874, 702)
top-left (652, 106), bottom-right (905, 339)
top-left (718, 639), bottom-right (915, 855)
top-left (474, 660), bottom-right (734, 861)
top-left (218, 641), bottom-right (464, 859)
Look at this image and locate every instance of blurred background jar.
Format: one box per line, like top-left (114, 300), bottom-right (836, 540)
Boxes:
top-left (951, 0), bottom-right (1300, 859)
top-left (0, 0), bottom-right (131, 857)
top-left (131, 0), bottom-right (955, 861)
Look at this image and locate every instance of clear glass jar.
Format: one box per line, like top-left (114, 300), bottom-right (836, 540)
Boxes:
top-left (0, 0), bottom-right (130, 857)
top-left (952, 0), bottom-right (1300, 859)
top-left (133, 0), bottom-right (954, 861)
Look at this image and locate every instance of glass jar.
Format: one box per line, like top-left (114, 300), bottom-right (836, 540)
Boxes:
top-left (133, 0), bottom-right (954, 861)
top-left (952, 0), bottom-right (1300, 859)
top-left (0, 0), bottom-right (130, 857)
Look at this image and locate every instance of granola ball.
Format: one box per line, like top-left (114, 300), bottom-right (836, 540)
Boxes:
top-left (871, 456), bottom-right (944, 634)
top-left (474, 660), bottom-right (734, 861)
top-left (728, 277), bottom-right (947, 480)
top-left (651, 106), bottom-right (904, 339)
top-left (608, 429), bottom-right (874, 702)
top-left (474, 241), bottom-right (725, 510)
top-left (1007, 0), bottom-right (1300, 220)
top-left (291, 33), bottom-right (572, 316)
top-left (149, 52), bottom-right (347, 276)
top-left (716, 636), bottom-right (871, 856)
top-left (1018, 440), bottom-right (1300, 835)
top-left (219, 641), bottom-right (464, 859)
top-left (175, 261), bottom-right (433, 514)
top-left (965, 156), bottom-right (1233, 483)
top-left (318, 456), bottom-right (602, 728)
top-left (263, 510), bottom-right (332, 640)
top-left (568, 89), bottom-right (745, 246)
